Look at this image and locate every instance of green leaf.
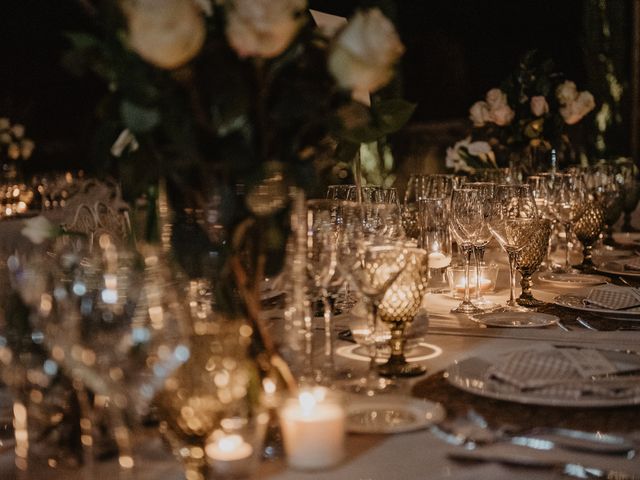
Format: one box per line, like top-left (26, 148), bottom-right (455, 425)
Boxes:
top-left (120, 101), bottom-right (160, 133)
top-left (373, 98), bottom-right (416, 135)
top-left (65, 32), bottom-right (99, 50)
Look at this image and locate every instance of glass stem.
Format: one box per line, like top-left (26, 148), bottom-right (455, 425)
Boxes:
top-left (463, 246), bottom-right (473, 305)
top-left (322, 293), bottom-right (335, 376)
top-left (507, 250), bottom-right (518, 305)
top-left (474, 246), bottom-right (485, 300)
top-left (366, 302), bottom-right (379, 382)
top-left (564, 223), bottom-right (572, 272)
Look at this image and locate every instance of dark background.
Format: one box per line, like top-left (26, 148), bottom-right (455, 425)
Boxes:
top-left (0, 0), bottom-right (630, 172)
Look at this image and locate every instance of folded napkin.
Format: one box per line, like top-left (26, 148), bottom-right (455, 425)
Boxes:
top-left (584, 285), bottom-right (640, 310)
top-left (485, 347), bottom-right (640, 400)
top-left (623, 256), bottom-right (640, 271)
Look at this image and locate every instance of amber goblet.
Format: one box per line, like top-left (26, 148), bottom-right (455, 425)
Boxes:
top-left (515, 219), bottom-right (552, 308)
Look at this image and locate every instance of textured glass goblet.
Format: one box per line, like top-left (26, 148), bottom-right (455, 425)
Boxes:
top-left (515, 218), bottom-right (552, 307)
top-left (573, 202), bottom-right (606, 272)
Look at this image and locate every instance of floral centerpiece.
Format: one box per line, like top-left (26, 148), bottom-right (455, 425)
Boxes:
top-left (65, 0), bottom-right (412, 382)
top-left (447, 51), bottom-right (596, 175)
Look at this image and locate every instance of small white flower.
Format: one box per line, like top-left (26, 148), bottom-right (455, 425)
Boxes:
top-left (21, 216), bottom-right (58, 245)
top-left (469, 101), bottom-right (491, 127)
top-left (559, 91), bottom-right (595, 125)
top-left (556, 80), bottom-right (579, 105)
top-left (328, 8), bottom-right (404, 94)
top-left (530, 96), bottom-right (549, 117)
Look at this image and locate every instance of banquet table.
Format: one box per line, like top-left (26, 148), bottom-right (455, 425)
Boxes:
top-left (2, 240), bottom-right (640, 479)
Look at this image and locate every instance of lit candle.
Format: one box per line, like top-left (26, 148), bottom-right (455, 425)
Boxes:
top-left (454, 277), bottom-right (492, 293)
top-left (428, 251), bottom-right (452, 269)
top-left (206, 433), bottom-right (253, 477)
top-left (279, 387), bottom-right (345, 470)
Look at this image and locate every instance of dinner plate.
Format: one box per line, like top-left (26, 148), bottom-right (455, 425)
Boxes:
top-left (537, 271), bottom-right (609, 286)
top-left (446, 350), bottom-right (640, 407)
top-left (595, 260), bottom-right (640, 279)
top-left (346, 395), bottom-right (445, 434)
top-left (471, 311), bottom-right (559, 328)
top-left (553, 293), bottom-right (640, 319)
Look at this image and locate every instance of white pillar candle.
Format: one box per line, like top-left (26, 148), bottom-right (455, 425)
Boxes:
top-left (279, 387), bottom-right (345, 470)
top-left (206, 434), bottom-right (253, 477)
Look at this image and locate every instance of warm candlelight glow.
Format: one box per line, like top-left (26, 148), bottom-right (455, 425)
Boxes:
top-left (206, 433), bottom-right (253, 462)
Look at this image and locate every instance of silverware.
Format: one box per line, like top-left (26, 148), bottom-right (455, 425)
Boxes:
top-left (448, 449), bottom-right (640, 480)
top-left (576, 316), bottom-right (640, 331)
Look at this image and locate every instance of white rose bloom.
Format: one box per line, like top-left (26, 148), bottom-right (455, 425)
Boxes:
top-left (328, 8), bottom-right (404, 94)
top-left (225, 0), bottom-right (306, 59)
top-left (556, 80), bottom-right (578, 105)
top-left (469, 101), bottom-right (491, 127)
top-left (123, 0), bottom-right (206, 70)
top-left (485, 88), bottom-right (507, 108)
top-left (21, 216), bottom-right (57, 245)
top-left (489, 103), bottom-right (515, 126)
top-left (576, 90), bottom-right (595, 114)
top-left (530, 96), bottom-right (549, 117)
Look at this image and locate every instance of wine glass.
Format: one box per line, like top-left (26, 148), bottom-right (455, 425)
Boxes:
top-left (449, 188), bottom-right (484, 314)
top-left (305, 200), bottom-right (346, 383)
top-left (336, 204), bottom-right (408, 394)
top-left (549, 173), bottom-right (584, 272)
top-left (619, 159), bottom-right (639, 232)
top-left (464, 182), bottom-right (496, 308)
top-left (573, 201), bottom-right (606, 272)
top-left (326, 184), bottom-right (354, 201)
top-left (487, 184), bottom-right (538, 311)
top-left (515, 218), bottom-right (552, 307)
top-left (587, 164), bottom-right (623, 246)
top-left (378, 246), bottom-right (428, 377)
top-left (34, 237), bottom-right (190, 472)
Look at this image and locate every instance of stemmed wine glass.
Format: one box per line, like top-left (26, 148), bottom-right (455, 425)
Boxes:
top-left (449, 188), bottom-right (484, 314)
top-left (549, 173), bottom-right (584, 272)
top-left (487, 184), bottom-right (539, 311)
top-left (336, 202), bottom-right (407, 394)
top-left (464, 182), bottom-right (496, 308)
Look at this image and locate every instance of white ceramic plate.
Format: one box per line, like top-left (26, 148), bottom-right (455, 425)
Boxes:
top-left (553, 293), bottom-right (640, 320)
top-left (470, 311), bottom-right (559, 328)
top-left (595, 261), bottom-right (640, 279)
top-left (537, 271), bottom-right (609, 286)
top-left (446, 353), bottom-right (640, 408)
top-left (346, 395), bottom-right (445, 434)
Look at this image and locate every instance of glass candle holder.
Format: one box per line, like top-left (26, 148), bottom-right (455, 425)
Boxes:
top-left (446, 264), bottom-right (499, 299)
top-left (278, 387), bottom-right (345, 470)
top-left (205, 410), bottom-right (270, 479)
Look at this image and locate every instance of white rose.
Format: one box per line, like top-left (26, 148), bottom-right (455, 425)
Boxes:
top-left (489, 103), bottom-right (515, 126)
top-left (21, 216), bottom-right (57, 245)
top-left (556, 80), bottom-right (578, 105)
top-left (225, 0), bottom-right (306, 59)
top-left (123, 0), bottom-right (206, 70)
top-left (328, 8), bottom-right (404, 94)
top-left (530, 96), bottom-right (549, 117)
top-left (576, 91), bottom-right (595, 115)
top-left (469, 101), bottom-right (491, 127)
top-left (485, 88), bottom-right (507, 108)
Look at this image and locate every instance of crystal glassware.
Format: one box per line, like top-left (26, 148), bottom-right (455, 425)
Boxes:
top-left (573, 201), bottom-right (606, 272)
top-left (515, 218), bottom-right (552, 307)
top-left (449, 188), bottom-right (484, 314)
top-left (377, 246), bottom-right (428, 377)
top-left (464, 182), bottom-right (496, 308)
top-left (549, 173), bottom-right (584, 272)
top-left (488, 184), bottom-right (538, 311)
top-left (619, 159), bottom-right (640, 232)
top-left (419, 197), bottom-right (452, 293)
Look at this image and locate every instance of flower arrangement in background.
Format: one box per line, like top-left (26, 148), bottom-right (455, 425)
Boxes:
top-left (448, 51), bottom-right (596, 174)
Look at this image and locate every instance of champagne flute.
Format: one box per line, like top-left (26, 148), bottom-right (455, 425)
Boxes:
top-left (488, 185), bottom-right (538, 311)
top-left (550, 173), bottom-right (584, 272)
top-left (449, 188), bottom-right (484, 314)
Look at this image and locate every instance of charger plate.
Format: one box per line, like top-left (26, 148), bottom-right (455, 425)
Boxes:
top-left (538, 271), bottom-right (609, 286)
top-left (553, 293), bottom-right (640, 320)
top-left (471, 311), bottom-right (558, 328)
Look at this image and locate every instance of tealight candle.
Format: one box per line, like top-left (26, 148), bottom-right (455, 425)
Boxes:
top-left (279, 387), bottom-right (345, 470)
top-left (454, 277), bottom-right (492, 293)
top-left (206, 433), bottom-right (253, 477)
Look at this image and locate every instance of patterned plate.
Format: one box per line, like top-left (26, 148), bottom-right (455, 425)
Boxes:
top-left (553, 293), bottom-right (640, 320)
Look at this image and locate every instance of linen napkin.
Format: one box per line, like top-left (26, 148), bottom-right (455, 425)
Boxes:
top-left (584, 284), bottom-right (640, 310)
top-left (623, 256), bottom-right (640, 271)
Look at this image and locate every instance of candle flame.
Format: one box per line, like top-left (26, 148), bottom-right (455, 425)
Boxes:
top-left (217, 434), bottom-right (243, 453)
